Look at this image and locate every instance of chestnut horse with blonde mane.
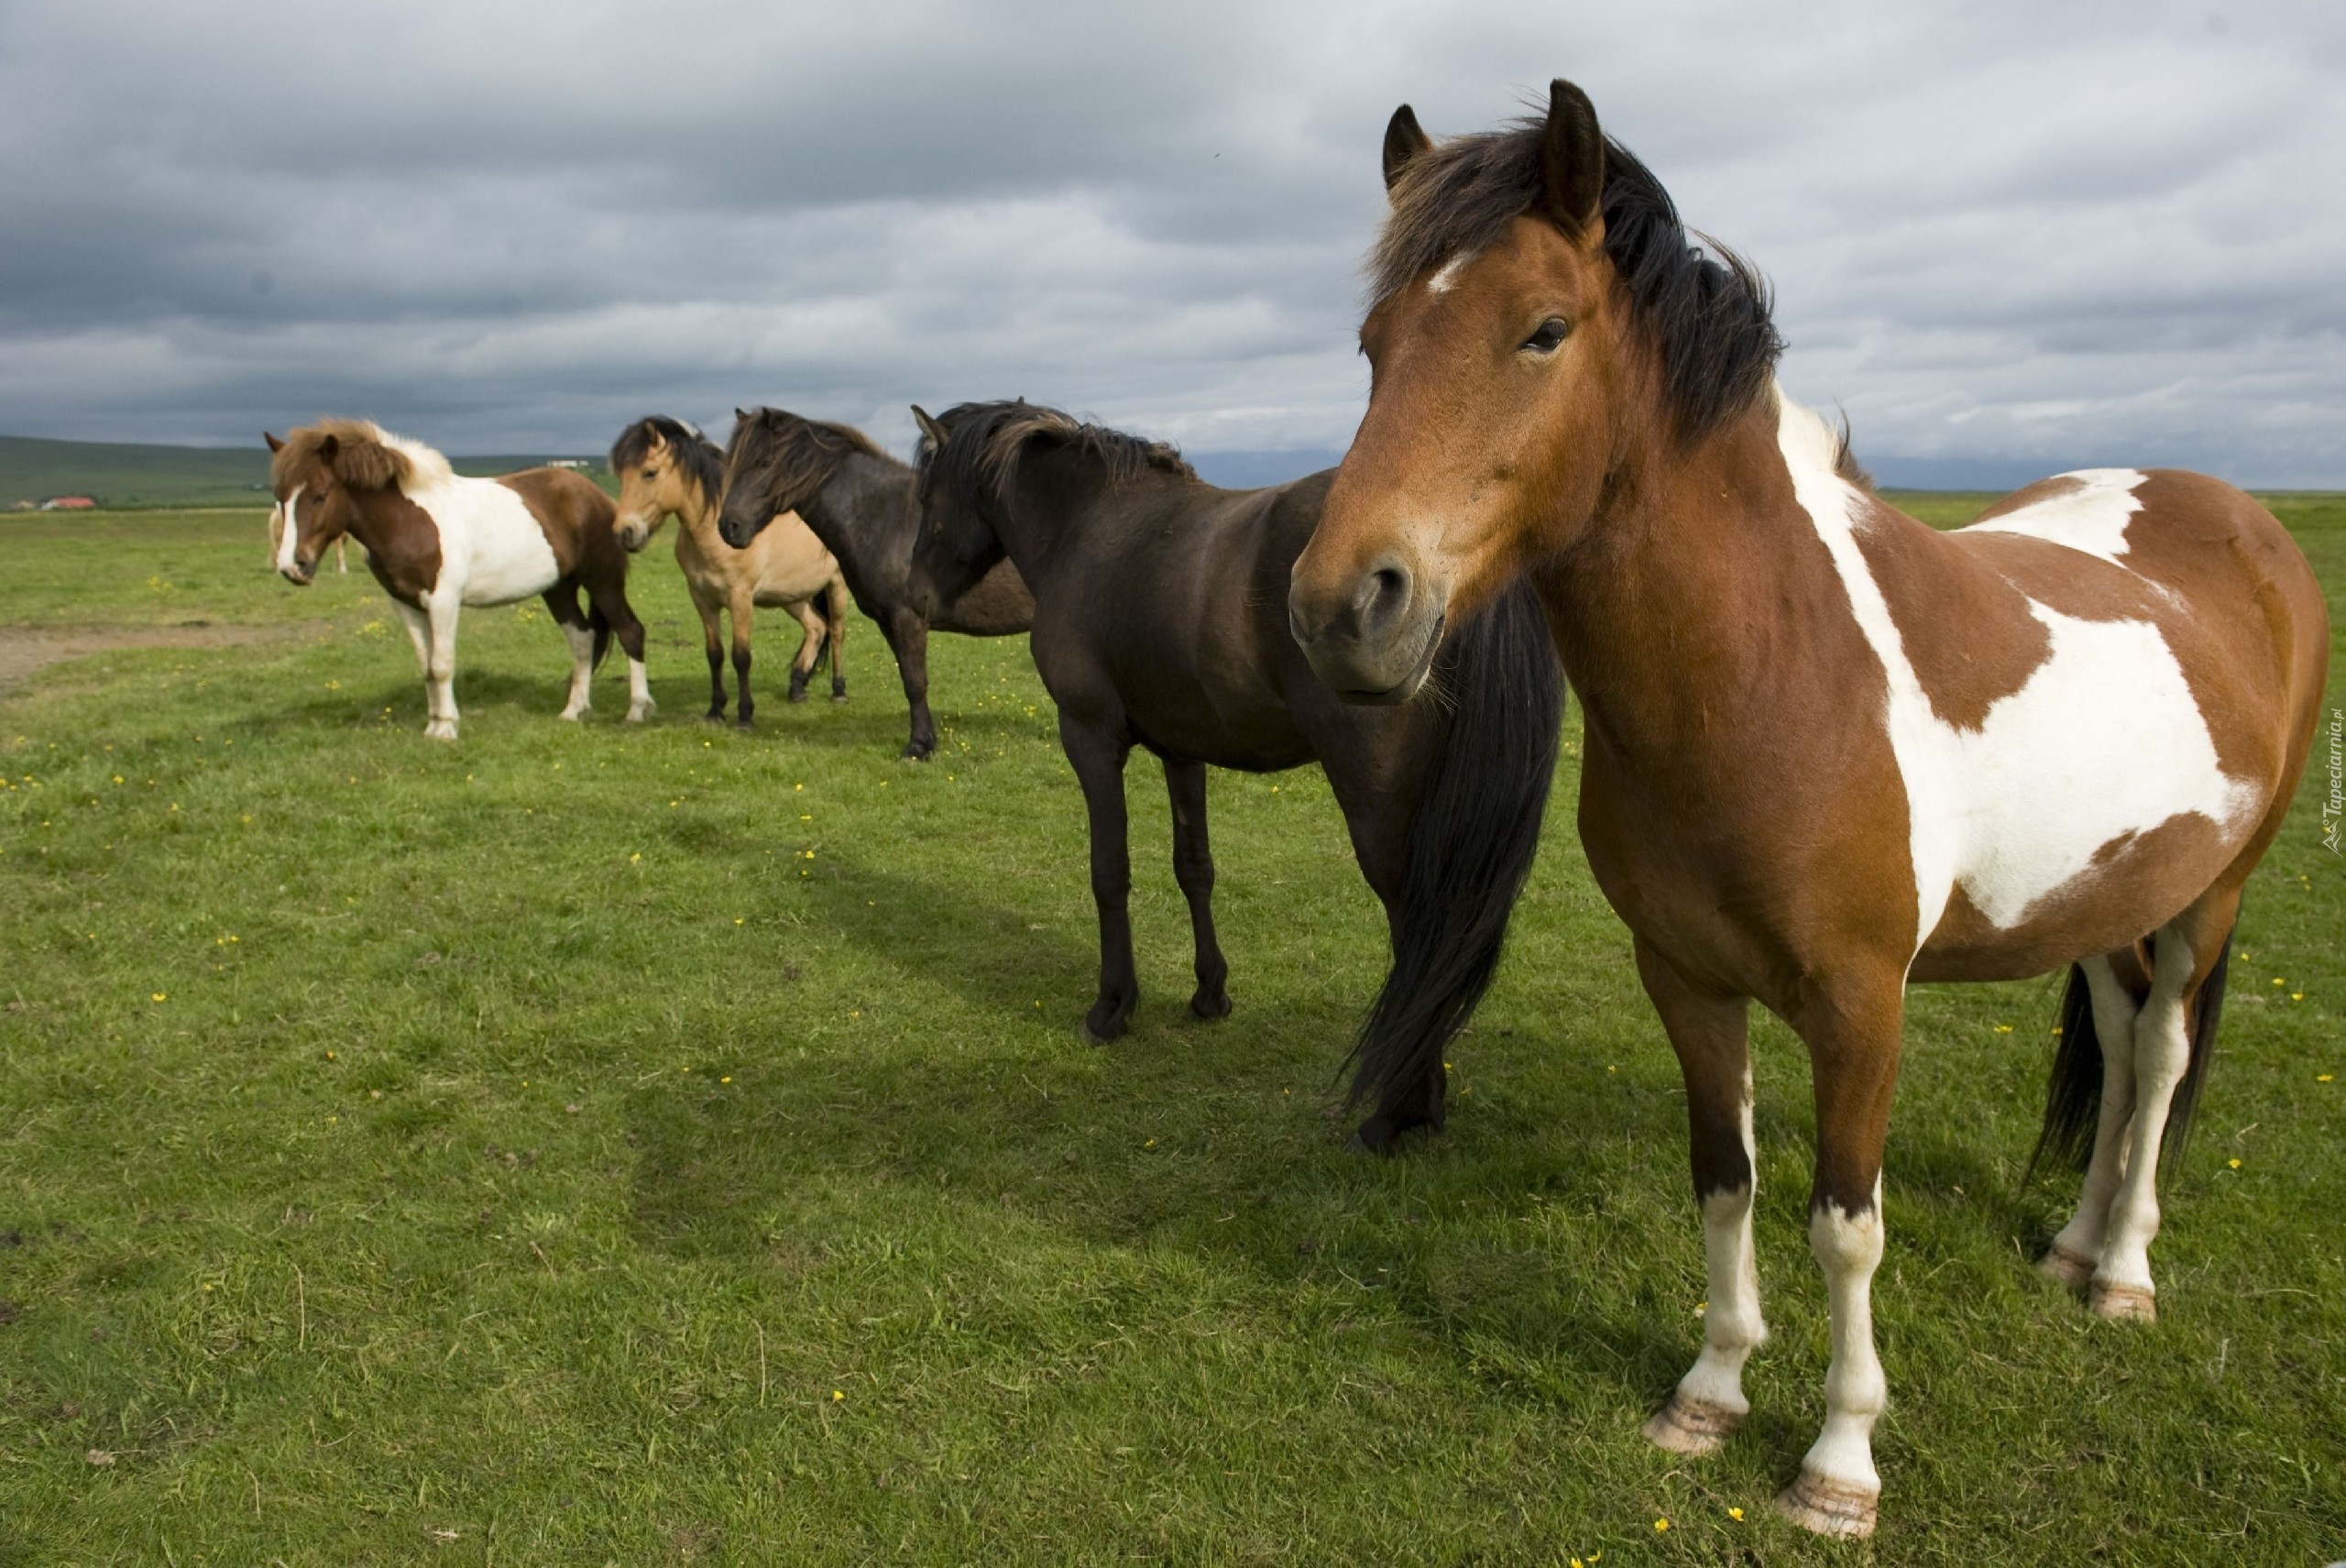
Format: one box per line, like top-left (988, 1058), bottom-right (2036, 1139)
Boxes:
top-left (1288, 82), bottom-right (2328, 1537)
top-left (269, 420), bottom-right (653, 739)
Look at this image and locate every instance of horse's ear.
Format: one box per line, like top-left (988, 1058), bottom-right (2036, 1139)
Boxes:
top-left (910, 405), bottom-right (946, 449)
top-left (1382, 104), bottom-right (1431, 194)
top-left (264, 431), bottom-right (284, 453)
top-left (316, 433), bottom-right (340, 466)
top-left (735, 407), bottom-right (750, 424)
top-left (1540, 79), bottom-right (1604, 233)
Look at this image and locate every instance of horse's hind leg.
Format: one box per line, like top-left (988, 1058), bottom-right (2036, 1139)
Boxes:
top-left (587, 578), bottom-right (654, 722)
top-left (1163, 757), bottom-right (1230, 1021)
top-left (2090, 889), bottom-right (2241, 1321)
top-left (825, 577), bottom-right (850, 701)
top-left (1637, 938), bottom-right (1767, 1459)
top-left (786, 598), bottom-right (822, 706)
top-left (545, 585), bottom-right (596, 720)
top-left (1060, 713), bottom-right (1138, 1043)
top-left (2041, 953), bottom-right (2147, 1290)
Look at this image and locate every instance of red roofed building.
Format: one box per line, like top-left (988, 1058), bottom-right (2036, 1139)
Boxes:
top-left (39, 496), bottom-right (96, 510)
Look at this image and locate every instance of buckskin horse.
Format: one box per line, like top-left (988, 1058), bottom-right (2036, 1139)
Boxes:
top-left (906, 400), bottom-right (1562, 1149)
top-left (610, 415), bottom-right (850, 723)
top-left (269, 420), bottom-right (654, 739)
top-left (716, 408), bottom-right (1034, 760)
top-left (1285, 82), bottom-right (2328, 1536)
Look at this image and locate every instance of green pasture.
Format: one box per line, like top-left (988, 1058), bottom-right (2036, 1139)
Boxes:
top-left (2, 503), bottom-right (2341, 1564)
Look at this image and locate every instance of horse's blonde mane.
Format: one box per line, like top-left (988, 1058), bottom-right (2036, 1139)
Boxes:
top-left (270, 419), bottom-right (455, 495)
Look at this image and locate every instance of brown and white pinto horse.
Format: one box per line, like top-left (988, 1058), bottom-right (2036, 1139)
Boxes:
top-left (609, 416), bottom-right (850, 723)
top-left (1288, 83), bottom-right (2329, 1537)
top-left (269, 420), bottom-right (653, 740)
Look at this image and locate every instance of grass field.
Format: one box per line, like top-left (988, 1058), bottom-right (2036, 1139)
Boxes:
top-left (2, 500), bottom-right (2341, 1565)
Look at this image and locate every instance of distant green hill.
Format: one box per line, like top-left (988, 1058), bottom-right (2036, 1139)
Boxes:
top-left (0, 434), bottom-right (611, 510)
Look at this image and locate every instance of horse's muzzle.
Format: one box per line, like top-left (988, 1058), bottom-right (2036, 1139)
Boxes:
top-left (1288, 554), bottom-right (1444, 704)
top-left (280, 562), bottom-right (316, 587)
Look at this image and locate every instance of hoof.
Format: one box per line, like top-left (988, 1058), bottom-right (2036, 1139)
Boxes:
top-left (734, 717), bottom-right (755, 731)
top-left (1774, 1470), bottom-right (1878, 1538)
top-left (902, 746), bottom-right (933, 762)
top-left (2089, 1280), bottom-right (2156, 1322)
top-left (1642, 1392), bottom-right (1743, 1457)
top-left (558, 707), bottom-right (587, 723)
top-left (830, 692), bottom-right (850, 705)
top-left (787, 688), bottom-right (810, 705)
top-left (1189, 992), bottom-right (1233, 1022)
top-left (1077, 1019), bottom-right (1118, 1047)
top-left (2038, 1243), bottom-right (2095, 1293)
top-left (703, 710), bottom-right (727, 724)
top-left (626, 706), bottom-right (655, 724)
top-left (423, 720), bottom-right (458, 741)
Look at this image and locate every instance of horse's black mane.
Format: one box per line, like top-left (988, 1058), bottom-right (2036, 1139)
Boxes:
top-left (724, 407), bottom-right (900, 515)
top-left (610, 415), bottom-right (724, 510)
top-left (1375, 120), bottom-right (1782, 445)
top-left (916, 400), bottom-right (1196, 501)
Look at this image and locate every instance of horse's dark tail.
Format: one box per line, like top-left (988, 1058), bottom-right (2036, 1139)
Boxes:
top-left (2027, 917), bottom-right (2235, 1183)
top-left (588, 600), bottom-right (614, 673)
top-left (1345, 578), bottom-right (1562, 1147)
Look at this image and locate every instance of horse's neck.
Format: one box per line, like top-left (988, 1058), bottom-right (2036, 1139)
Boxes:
top-left (671, 474), bottom-right (721, 546)
top-left (991, 451), bottom-right (1114, 591)
top-left (1540, 399), bottom-right (1857, 771)
top-left (810, 454), bottom-right (916, 574)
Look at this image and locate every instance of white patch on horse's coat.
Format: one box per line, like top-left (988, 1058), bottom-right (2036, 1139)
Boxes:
top-left (273, 493), bottom-right (301, 575)
top-left (405, 471), bottom-right (559, 608)
top-left (1427, 255), bottom-right (1468, 295)
top-left (1777, 398), bottom-right (2260, 945)
top-left (1965, 468), bottom-right (2147, 565)
top-left (1799, 1180), bottom-right (1886, 1499)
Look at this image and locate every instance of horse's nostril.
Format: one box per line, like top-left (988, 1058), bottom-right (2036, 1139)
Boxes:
top-left (1357, 561), bottom-right (1411, 631)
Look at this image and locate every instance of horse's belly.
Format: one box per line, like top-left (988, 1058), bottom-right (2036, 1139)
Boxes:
top-left (1911, 610), bottom-right (2262, 972)
top-left (441, 487), bottom-right (561, 606)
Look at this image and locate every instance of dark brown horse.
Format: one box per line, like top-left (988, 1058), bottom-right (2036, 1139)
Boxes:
top-left (1287, 82), bottom-right (2329, 1535)
top-left (714, 409), bottom-right (1032, 759)
top-left (901, 400), bottom-right (1562, 1150)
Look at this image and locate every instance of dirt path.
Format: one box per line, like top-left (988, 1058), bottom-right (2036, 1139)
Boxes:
top-left (0, 621), bottom-right (292, 688)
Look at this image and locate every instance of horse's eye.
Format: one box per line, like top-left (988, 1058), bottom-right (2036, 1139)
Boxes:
top-left (1520, 317), bottom-right (1570, 354)
top-left (642, 469), bottom-right (657, 480)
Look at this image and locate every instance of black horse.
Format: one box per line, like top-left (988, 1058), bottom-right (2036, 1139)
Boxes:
top-left (902, 399), bottom-right (1562, 1150)
top-left (716, 408), bottom-right (1032, 759)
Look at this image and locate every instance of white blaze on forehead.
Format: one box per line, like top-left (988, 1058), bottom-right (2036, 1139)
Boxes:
top-left (1426, 255), bottom-right (1469, 295)
top-left (1964, 469), bottom-right (2147, 565)
top-left (274, 491), bottom-right (301, 573)
top-left (1776, 396), bottom-right (2261, 945)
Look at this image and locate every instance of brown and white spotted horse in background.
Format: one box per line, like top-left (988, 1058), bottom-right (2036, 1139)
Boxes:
top-left (269, 420), bottom-right (654, 740)
top-left (1287, 82), bottom-right (2329, 1537)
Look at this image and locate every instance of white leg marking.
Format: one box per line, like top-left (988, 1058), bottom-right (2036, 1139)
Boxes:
top-left (1778, 1179), bottom-right (1884, 1536)
top-left (2092, 927), bottom-right (2195, 1319)
top-left (626, 653), bottom-right (655, 722)
top-left (2044, 957), bottom-right (2141, 1288)
top-left (558, 620), bottom-right (595, 720)
top-left (1648, 1091), bottom-right (1765, 1454)
top-left (422, 601), bottom-right (460, 740)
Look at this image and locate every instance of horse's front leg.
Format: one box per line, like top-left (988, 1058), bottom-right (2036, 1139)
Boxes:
top-left (1774, 974), bottom-right (1905, 1539)
top-left (691, 587), bottom-right (728, 720)
top-left (1162, 756), bottom-right (1229, 1020)
top-left (729, 593), bottom-right (757, 726)
top-left (586, 579), bottom-right (654, 723)
top-left (1059, 713), bottom-right (1136, 1043)
top-left (390, 599), bottom-right (436, 730)
top-left (422, 599), bottom-right (460, 741)
top-left (1637, 938), bottom-right (1766, 1458)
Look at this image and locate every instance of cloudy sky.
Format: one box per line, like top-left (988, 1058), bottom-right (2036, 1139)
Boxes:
top-left (2, 0), bottom-right (2341, 485)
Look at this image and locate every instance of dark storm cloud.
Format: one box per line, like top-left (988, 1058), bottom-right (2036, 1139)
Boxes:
top-left (1, 0), bottom-right (2340, 482)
